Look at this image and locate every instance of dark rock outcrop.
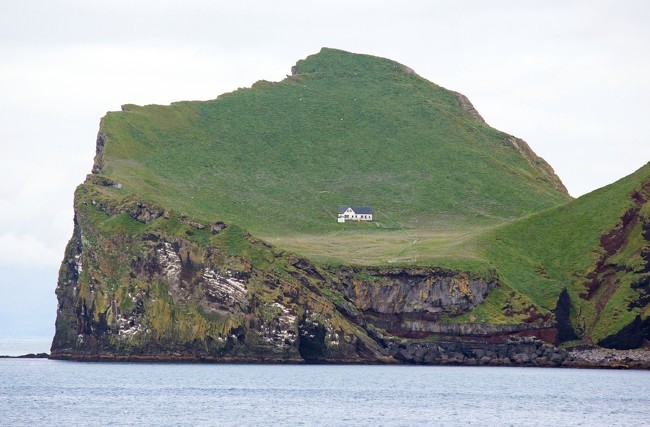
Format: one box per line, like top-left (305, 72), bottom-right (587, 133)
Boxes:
top-left (391, 336), bottom-right (571, 367)
top-left (91, 131), bottom-right (106, 174)
top-left (597, 316), bottom-right (650, 350)
top-left (554, 289), bottom-right (579, 343)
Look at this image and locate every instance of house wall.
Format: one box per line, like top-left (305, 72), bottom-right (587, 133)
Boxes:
top-left (339, 209), bottom-right (373, 222)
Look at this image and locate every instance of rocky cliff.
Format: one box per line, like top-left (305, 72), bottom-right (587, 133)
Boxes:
top-left (51, 160), bottom-right (650, 368)
top-left (51, 175), bottom-right (575, 365)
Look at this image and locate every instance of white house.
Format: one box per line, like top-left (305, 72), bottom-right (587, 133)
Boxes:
top-left (337, 206), bottom-right (374, 223)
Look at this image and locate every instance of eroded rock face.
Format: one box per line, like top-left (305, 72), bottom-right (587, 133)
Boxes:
top-left (258, 302), bottom-right (297, 348)
top-left (202, 268), bottom-right (248, 313)
top-left (91, 131), bottom-right (106, 174)
top-left (326, 267), bottom-right (497, 337)
top-left (126, 202), bottom-right (164, 223)
top-left (51, 202), bottom-right (391, 363)
top-left (156, 242), bottom-right (182, 285)
top-left (339, 268), bottom-right (494, 316)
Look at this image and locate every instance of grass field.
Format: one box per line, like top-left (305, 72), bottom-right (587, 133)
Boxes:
top-left (264, 224), bottom-right (489, 267)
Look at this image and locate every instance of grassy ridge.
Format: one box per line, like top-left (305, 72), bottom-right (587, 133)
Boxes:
top-left (98, 48), bottom-right (569, 264)
top-left (481, 162), bottom-right (650, 341)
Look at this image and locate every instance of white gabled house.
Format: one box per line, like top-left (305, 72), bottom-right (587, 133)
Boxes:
top-left (337, 206), bottom-right (374, 223)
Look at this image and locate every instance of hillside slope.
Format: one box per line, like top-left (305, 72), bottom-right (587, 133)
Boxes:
top-left (479, 162), bottom-right (650, 347)
top-left (94, 47), bottom-right (569, 265)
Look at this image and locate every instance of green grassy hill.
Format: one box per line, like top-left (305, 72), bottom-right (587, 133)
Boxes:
top-left (96, 48), bottom-right (570, 265)
top-left (478, 162), bottom-right (650, 346)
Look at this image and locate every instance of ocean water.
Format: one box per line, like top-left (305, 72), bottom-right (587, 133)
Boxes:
top-left (1, 357), bottom-right (649, 426)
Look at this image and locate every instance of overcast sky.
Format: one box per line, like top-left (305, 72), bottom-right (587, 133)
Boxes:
top-left (1, 0), bottom-right (649, 338)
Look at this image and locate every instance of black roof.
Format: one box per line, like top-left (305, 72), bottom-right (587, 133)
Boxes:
top-left (338, 205), bottom-right (374, 214)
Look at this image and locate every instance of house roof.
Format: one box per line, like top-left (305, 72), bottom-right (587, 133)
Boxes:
top-left (338, 205), bottom-right (374, 214)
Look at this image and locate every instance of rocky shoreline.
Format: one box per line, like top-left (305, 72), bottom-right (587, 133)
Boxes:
top-left (391, 337), bottom-right (571, 367)
top-left (47, 340), bottom-right (650, 369)
top-left (566, 347), bottom-right (650, 370)
top-left (392, 338), bottom-right (650, 369)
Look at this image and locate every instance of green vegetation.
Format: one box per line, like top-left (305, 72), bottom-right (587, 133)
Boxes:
top-left (98, 48), bottom-right (569, 265)
top-left (482, 162), bottom-right (650, 341)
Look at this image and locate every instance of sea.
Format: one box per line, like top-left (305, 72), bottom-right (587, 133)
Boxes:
top-left (1, 339), bottom-right (649, 426)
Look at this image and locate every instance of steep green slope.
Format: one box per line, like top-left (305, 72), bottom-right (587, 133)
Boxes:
top-left (479, 162), bottom-right (650, 347)
top-left (95, 48), bottom-right (570, 265)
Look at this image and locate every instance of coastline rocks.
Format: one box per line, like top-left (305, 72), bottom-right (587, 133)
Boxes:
top-left (567, 347), bottom-right (650, 369)
top-left (390, 337), bottom-right (571, 367)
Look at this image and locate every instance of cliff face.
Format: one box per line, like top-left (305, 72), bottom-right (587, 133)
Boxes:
top-left (51, 178), bottom-right (569, 364)
top-left (52, 187), bottom-right (379, 363)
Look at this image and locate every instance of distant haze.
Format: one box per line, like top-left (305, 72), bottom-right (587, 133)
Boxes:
top-left (1, 0), bottom-right (649, 337)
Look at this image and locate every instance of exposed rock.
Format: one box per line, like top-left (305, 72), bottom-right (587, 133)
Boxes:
top-left (400, 321), bottom-right (556, 337)
top-left (331, 267), bottom-right (497, 337)
top-left (598, 316), bottom-right (649, 350)
top-left (401, 65), bottom-right (416, 74)
top-left (156, 242), bottom-right (182, 285)
top-left (337, 267), bottom-right (494, 316)
top-left (505, 136), bottom-right (569, 195)
top-left (91, 131), bottom-right (106, 174)
top-left (256, 302), bottom-right (298, 349)
top-left (390, 337), bottom-right (572, 367)
top-left (211, 221), bottom-right (227, 234)
top-left (202, 267), bottom-right (248, 313)
top-left (454, 92), bottom-right (485, 123)
top-left (126, 202), bottom-right (163, 223)
top-left (554, 289), bottom-right (579, 343)
top-left (568, 347), bottom-right (650, 369)
top-left (0, 353), bottom-right (51, 359)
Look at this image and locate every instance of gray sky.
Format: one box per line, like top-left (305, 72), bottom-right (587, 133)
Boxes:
top-left (1, 0), bottom-right (649, 338)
